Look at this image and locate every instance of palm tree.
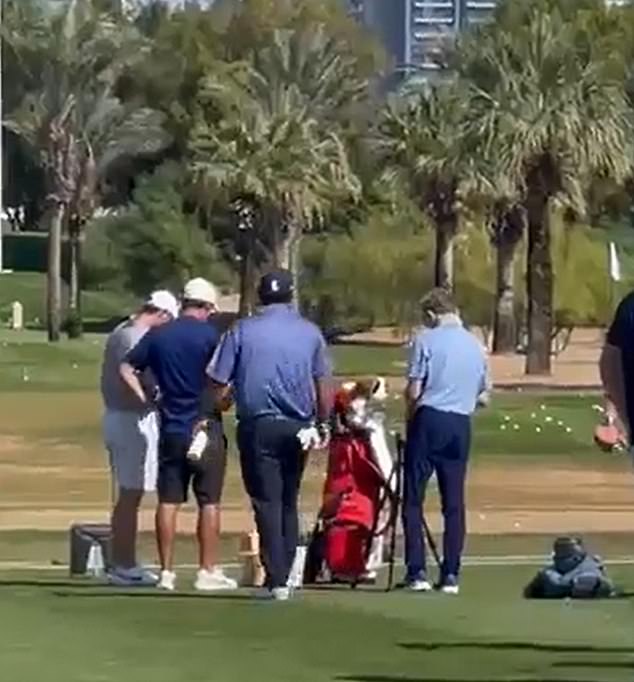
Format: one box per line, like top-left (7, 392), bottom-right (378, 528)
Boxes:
top-left (464, 1), bottom-right (633, 374)
top-left (379, 86), bottom-right (469, 291)
top-left (490, 203), bottom-right (526, 353)
top-left (190, 29), bottom-right (363, 310)
top-left (4, 0), bottom-right (168, 339)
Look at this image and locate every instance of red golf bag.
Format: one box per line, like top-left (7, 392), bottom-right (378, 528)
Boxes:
top-left (303, 380), bottom-right (398, 585)
top-left (320, 434), bottom-right (386, 580)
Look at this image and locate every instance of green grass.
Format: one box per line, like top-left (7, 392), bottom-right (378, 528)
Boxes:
top-left (0, 272), bottom-right (134, 328)
top-left (381, 393), bottom-right (601, 458)
top-left (1, 565), bottom-right (633, 682)
top-left (331, 343), bottom-right (406, 377)
top-left (0, 329), bottom-right (603, 460)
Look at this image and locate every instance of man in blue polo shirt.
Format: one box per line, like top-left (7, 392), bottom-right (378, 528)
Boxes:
top-left (402, 288), bottom-right (489, 595)
top-left (208, 270), bottom-right (332, 601)
top-left (120, 277), bottom-right (236, 593)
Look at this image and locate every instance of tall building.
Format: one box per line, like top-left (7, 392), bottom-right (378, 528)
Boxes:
top-left (349, 0), bottom-right (498, 74)
top-left (351, 0), bottom-right (629, 76)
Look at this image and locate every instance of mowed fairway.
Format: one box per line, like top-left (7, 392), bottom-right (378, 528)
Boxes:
top-left (2, 330), bottom-right (634, 681)
top-left (2, 566), bottom-right (634, 682)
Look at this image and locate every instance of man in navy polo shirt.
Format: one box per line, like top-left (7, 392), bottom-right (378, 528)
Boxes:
top-left (402, 288), bottom-right (489, 596)
top-left (600, 291), bottom-right (634, 445)
top-left (120, 277), bottom-right (237, 593)
top-left (208, 270), bottom-right (332, 601)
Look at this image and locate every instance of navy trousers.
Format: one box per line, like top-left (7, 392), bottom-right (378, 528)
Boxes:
top-left (237, 417), bottom-right (307, 588)
top-left (402, 406), bottom-right (471, 580)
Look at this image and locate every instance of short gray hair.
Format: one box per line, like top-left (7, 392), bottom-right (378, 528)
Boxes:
top-left (420, 287), bottom-right (457, 316)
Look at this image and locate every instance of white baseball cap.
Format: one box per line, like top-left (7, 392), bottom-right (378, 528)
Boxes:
top-left (145, 290), bottom-right (179, 319)
top-left (183, 277), bottom-right (218, 307)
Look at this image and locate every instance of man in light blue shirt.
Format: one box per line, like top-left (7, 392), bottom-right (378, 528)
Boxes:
top-left (403, 288), bottom-right (489, 595)
top-left (208, 270), bottom-right (332, 600)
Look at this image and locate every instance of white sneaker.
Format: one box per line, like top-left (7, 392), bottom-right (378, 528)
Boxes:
top-left (107, 565), bottom-right (158, 587)
top-left (272, 586), bottom-right (291, 601)
top-left (405, 578), bottom-right (433, 593)
top-left (254, 586), bottom-right (292, 601)
top-left (438, 575), bottom-right (460, 595)
top-left (194, 568), bottom-right (238, 592)
top-left (157, 570), bottom-right (176, 592)
top-left (440, 583), bottom-right (460, 595)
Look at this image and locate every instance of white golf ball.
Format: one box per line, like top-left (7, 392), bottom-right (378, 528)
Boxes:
top-left (557, 421), bottom-right (564, 427)
top-left (531, 413), bottom-right (537, 419)
top-left (535, 427), bottom-right (542, 433)
top-left (514, 522), bottom-right (521, 528)
top-left (513, 424), bottom-right (520, 431)
top-left (500, 425), bottom-right (507, 431)
top-left (566, 427), bottom-right (572, 433)
top-left (504, 415), bottom-right (511, 422)
top-left (545, 416), bottom-right (553, 423)
top-left (540, 404), bottom-right (546, 410)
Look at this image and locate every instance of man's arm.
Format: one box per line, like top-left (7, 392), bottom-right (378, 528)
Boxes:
top-left (600, 344), bottom-right (628, 431)
top-left (312, 335), bottom-right (334, 423)
top-left (119, 334), bottom-right (152, 406)
top-left (405, 334), bottom-right (427, 421)
top-left (476, 350), bottom-right (492, 408)
top-left (206, 328), bottom-right (239, 411)
top-left (600, 300), bottom-right (630, 438)
top-left (119, 362), bottom-right (150, 406)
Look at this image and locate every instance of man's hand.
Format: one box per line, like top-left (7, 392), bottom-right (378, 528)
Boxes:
top-left (192, 418), bottom-right (208, 436)
top-left (119, 362), bottom-right (148, 407)
top-left (476, 391), bottom-right (491, 409)
top-left (209, 380), bottom-right (233, 413)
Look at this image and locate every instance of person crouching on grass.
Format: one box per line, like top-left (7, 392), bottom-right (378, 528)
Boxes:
top-left (402, 288), bottom-right (490, 595)
top-left (101, 290), bottom-right (179, 587)
top-left (120, 278), bottom-right (237, 593)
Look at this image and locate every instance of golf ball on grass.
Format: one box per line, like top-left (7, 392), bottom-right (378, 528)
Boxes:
top-left (545, 416), bottom-right (553, 423)
top-left (513, 424), bottom-right (520, 431)
top-left (535, 427), bottom-right (542, 433)
top-left (500, 425), bottom-right (507, 431)
top-left (566, 427), bottom-right (573, 433)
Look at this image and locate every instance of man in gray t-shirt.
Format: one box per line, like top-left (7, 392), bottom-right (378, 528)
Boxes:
top-left (100, 290), bottom-right (178, 587)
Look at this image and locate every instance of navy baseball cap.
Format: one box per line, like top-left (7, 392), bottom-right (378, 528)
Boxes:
top-left (258, 270), bottom-right (294, 303)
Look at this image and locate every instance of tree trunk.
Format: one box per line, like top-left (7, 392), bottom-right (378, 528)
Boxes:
top-left (525, 192), bottom-right (553, 375)
top-left (288, 237), bottom-right (301, 309)
top-left (276, 219), bottom-right (300, 308)
top-left (238, 229), bottom-right (257, 318)
top-left (434, 222), bottom-right (455, 291)
top-left (67, 228), bottom-right (83, 339)
top-left (493, 238), bottom-right (517, 354)
top-left (47, 203), bottom-right (64, 342)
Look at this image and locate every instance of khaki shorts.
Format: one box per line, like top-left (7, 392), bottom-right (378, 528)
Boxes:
top-left (103, 409), bottom-right (159, 492)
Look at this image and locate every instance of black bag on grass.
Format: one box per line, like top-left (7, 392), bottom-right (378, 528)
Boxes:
top-left (524, 536), bottom-right (615, 599)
